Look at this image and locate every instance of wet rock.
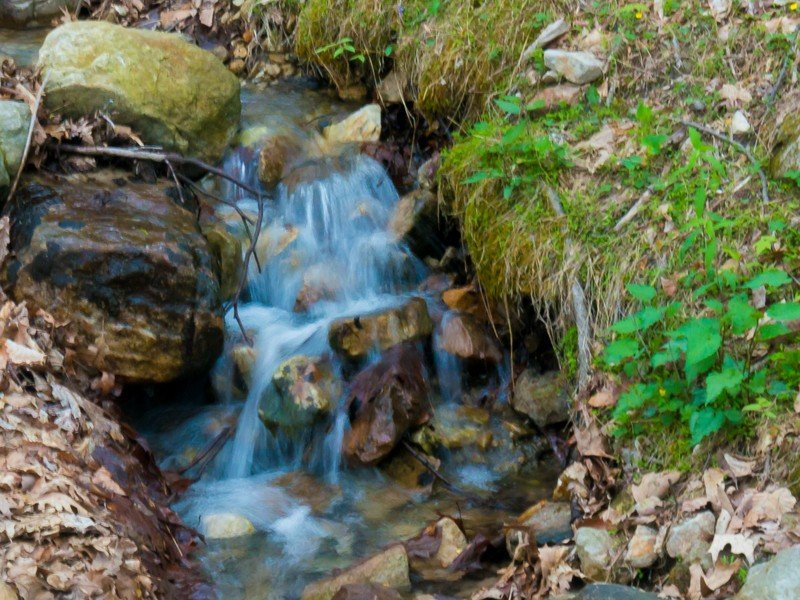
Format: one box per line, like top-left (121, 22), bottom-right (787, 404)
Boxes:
top-left (624, 525), bottom-right (659, 568)
top-left (389, 189), bottom-right (448, 259)
top-left (232, 344), bottom-right (257, 387)
top-left (441, 286), bottom-right (490, 321)
top-left (382, 445), bottom-right (439, 493)
top-left (329, 297), bottom-right (433, 361)
top-left (273, 471), bottom-right (340, 514)
top-left (436, 312), bottom-right (503, 364)
top-left (418, 404), bottom-right (491, 451)
top-left (416, 154), bottom-right (440, 191)
top-left (735, 545), bottom-right (800, 600)
top-left (0, 101), bottom-right (29, 196)
top-left (527, 84), bottom-right (583, 114)
top-left (0, 0), bottom-right (75, 28)
top-left (543, 49), bottom-right (604, 84)
top-left (377, 71), bottom-right (409, 105)
top-left (258, 133), bottom-right (303, 187)
top-left (268, 355), bottom-right (341, 428)
top-left (506, 501), bottom-right (572, 557)
top-left (665, 510), bottom-right (714, 565)
top-left (332, 584), bottom-right (402, 600)
top-left (510, 370), bottom-right (570, 428)
top-left (301, 544), bottom-right (411, 600)
top-left (575, 527), bottom-right (619, 581)
top-left (202, 513), bottom-right (255, 539)
top-left (569, 583), bottom-right (660, 599)
top-left (343, 344), bottom-right (432, 465)
top-left (294, 263), bottom-right (342, 312)
top-left (323, 104), bottom-right (381, 146)
top-left (406, 517), bottom-right (468, 576)
top-left (200, 218), bottom-right (243, 300)
top-left (521, 18), bottom-right (570, 59)
top-left (5, 173), bottom-right (223, 382)
top-left (38, 21), bottom-right (240, 164)
top-left (255, 224), bottom-right (299, 266)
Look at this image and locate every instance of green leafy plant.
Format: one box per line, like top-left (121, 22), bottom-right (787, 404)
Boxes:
top-left (314, 37), bottom-right (365, 63)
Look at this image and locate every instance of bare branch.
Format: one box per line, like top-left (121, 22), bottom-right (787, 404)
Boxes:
top-left (6, 73), bottom-right (49, 205)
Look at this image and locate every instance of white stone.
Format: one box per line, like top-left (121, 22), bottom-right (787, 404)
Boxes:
top-left (544, 50), bottom-right (604, 84)
top-left (522, 18), bottom-right (569, 59)
top-left (202, 513), bottom-right (256, 539)
top-left (730, 110), bottom-right (751, 136)
top-left (323, 104), bottom-right (381, 145)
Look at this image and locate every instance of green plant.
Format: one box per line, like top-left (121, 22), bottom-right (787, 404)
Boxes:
top-left (314, 37), bottom-right (365, 63)
top-left (604, 230), bottom-right (799, 445)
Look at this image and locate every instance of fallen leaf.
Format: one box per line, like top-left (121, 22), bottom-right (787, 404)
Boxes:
top-left (632, 471), bottom-right (681, 504)
top-left (661, 276), bottom-right (678, 297)
top-left (708, 0), bottom-right (731, 22)
top-left (574, 422), bottom-right (611, 458)
top-left (588, 390), bottom-right (617, 408)
top-left (703, 559), bottom-right (740, 591)
top-left (723, 454), bottom-right (755, 478)
top-left (708, 532), bottom-right (757, 563)
top-left (743, 488), bottom-right (796, 528)
top-left (4, 339), bottom-right (46, 367)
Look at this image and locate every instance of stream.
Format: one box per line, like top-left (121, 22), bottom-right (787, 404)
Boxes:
top-left (3, 29), bottom-right (560, 599)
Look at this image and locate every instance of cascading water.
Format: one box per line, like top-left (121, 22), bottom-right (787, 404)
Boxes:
top-left (133, 82), bottom-right (560, 599)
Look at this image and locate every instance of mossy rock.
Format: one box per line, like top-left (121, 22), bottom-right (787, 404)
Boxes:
top-left (38, 21), bottom-right (241, 164)
top-left (0, 100), bottom-right (29, 195)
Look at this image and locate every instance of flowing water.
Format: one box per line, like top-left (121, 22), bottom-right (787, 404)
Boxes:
top-left (131, 81), bottom-right (561, 598)
top-left (0, 27), bottom-right (560, 590)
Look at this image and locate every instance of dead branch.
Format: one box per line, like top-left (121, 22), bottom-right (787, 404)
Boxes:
top-left (178, 426), bottom-right (233, 476)
top-left (400, 439), bottom-right (482, 503)
top-left (6, 73), bottom-right (48, 205)
top-left (543, 183), bottom-right (592, 390)
top-left (52, 144), bottom-right (263, 197)
top-left (679, 119), bottom-right (769, 204)
top-left (614, 188), bottom-right (652, 231)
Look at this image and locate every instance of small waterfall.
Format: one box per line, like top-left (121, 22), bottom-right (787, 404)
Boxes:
top-left (217, 151), bottom-right (425, 482)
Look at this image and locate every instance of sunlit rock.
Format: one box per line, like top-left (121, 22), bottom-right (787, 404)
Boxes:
top-left (202, 513), bottom-right (256, 539)
top-left (38, 21), bottom-right (240, 164)
top-left (5, 172), bottom-right (223, 382)
top-left (328, 297), bottom-right (433, 360)
top-left (301, 544), bottom-right (410, 600)
top-left (323, 104), bottom-right (381, 145)
top-left (543, 49), bottom-right (604, 85)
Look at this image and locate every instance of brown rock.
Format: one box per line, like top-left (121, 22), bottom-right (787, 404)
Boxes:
top-left (527, 84), bottom-right (583, 114)
top-left (328, 297), bottom-right (433, 360)
top-left (301, 544), bottom-right (410, 600)
top-left (5, 173), bottom-right (223, 383)
top-left (510, 370), bottom-right (570, 428)
top-left (436, 312), bottom-right (503, 364)
top-left (624, 525), bottom-right (659, 568)
top-left (332, 584), bottom-right (402, 600)
top-left (343, 344), bottom-right (432, 465)
top-left (258, 133), bottom-right (303, 187)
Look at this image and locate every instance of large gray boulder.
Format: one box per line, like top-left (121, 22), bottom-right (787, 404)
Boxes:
top-left (4, 172), bottom-right (224, 382)
top-left (37, 21), bottom-right (240, 164)
top-left (0, 101), bottom-right (29, 196)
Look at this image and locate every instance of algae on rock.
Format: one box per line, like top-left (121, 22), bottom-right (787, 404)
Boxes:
top-left (37, 21), bottom-right (241, 164)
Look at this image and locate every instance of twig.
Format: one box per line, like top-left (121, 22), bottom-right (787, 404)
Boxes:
top-left (178, 426), bottom-right (233, 476)
top-left (543, 183), bottom-right (592, 389)
top-left (230, 186), bottom-right (264, 346)
top-left (400, 439), bottom-right (481, 503)
top-left (53, 144), bottom-right (263, 197)
top-left (6, 73), bottom-right (49, 204)
top-left (614, 188), bottom-right (652, 231)
top-left (767, 24), bottom-right (800, 106)
top-left (679, 120), bottom-right (769, 203)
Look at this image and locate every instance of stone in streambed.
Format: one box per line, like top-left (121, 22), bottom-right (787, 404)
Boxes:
top-left (328, 297), bottom-right (433, 361)
top-left (543, 49), bottom-right (604, 84)
top-left (389, 189), bottom-right (446, 259)
top-left (5, 172), bottom-right (223, 382)
top-left (37, 21), bottom-right (240, 164)
top-left (511, 369), bottom-right (570, 428)
top-left (332, 584), bottom-right (402, 600)
top-left (343, 344), bottom-right (431, 465)
top-left (301, 544), bottom-right (410, 600)
top-left (0, 0), bottom-right (76, 28)
top-left (735, 545), bottom-right (800, 600)
top-left (267, 355), bottom-right (341, 428)
top-left (436, 312), bottom-right (503, 364)
top-left (0, 101), bottom-right (29, 196)
top-left (323, 104), bottom-right (381, 146)
top-left (258, 133), bottom-right (303, 187)
top-left (202, 513), bottom-right (255, 539)
top-left (506, 500), bottom-right (573, 558)
top-left (405, 517), bottom-right (468, 577)
top-left (575, 527), bottom-right (620, 581)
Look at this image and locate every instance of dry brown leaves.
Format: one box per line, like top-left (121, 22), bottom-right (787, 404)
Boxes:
top-left (0, 296), bottom-right (210, 598)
